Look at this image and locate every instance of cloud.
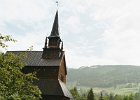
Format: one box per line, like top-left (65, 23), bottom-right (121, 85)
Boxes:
top-left (1, 0), bottom-right (140, 68)
top-left (62, 0), bottom-right (140, 67)
top-left (100, 0), bottom-right (140, 65)
top-left (0, 0), bottom-right (52, 22)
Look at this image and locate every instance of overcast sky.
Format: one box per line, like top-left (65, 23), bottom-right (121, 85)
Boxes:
top-left (0, 0), bottom-right (140, 68)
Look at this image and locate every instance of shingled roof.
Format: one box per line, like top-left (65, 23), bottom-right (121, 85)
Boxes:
top-left (35, 79), bottom-right (73, 99)
top-left (7, 51), bottom-right (62, 66)
top-left (50, 10), bottom-right (59, 37)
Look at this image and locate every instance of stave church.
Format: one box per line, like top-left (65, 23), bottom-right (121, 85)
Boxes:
top-left (8, 10), bottom-right (73, 100)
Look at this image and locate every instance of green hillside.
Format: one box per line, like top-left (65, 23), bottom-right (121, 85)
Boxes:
top-left (67, 65), bottom-right (140, 88)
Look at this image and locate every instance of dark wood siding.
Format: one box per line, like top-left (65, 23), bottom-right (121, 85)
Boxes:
top-left (23, 66), bottom-right (59, 79)
top-left (58, 57), bottom-right (66, 83)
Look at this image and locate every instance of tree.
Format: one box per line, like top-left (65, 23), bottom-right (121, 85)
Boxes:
top-left (70, 87), bottom-right (80, 100)
top-left (134, 92), bottom-right (140, 100)
top-left (0, 34), bottom-right (41, 99)
top-left (123, 96), bottom-right (129, 100)
top-left (87, 88), bottom-right (94, 100)
top-left (114, 95), bottom-right (123, 100)
top-left (99, 92), bottom-right (104, 100)
top-left (109, 94), bottom-right (114, 100)
top-left (128, 93), bottom-right (133, 100)
top-left (0, 52), bottom-right (41, 99)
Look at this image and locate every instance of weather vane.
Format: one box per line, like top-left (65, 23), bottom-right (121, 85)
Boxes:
top-left (56, 1), bottom-right (59, 8)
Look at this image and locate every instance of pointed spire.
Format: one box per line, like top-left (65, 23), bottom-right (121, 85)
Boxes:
top-left (50, 10), bottom-right (59, 37)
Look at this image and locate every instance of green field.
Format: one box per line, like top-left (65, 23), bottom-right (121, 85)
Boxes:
top-left (68, 83), bottom-right (140, 95)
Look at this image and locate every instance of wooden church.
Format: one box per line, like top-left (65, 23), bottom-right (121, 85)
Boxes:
top-left (8, 11), bottom-right (73, 100)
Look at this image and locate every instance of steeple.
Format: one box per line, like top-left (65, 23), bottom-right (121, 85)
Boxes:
top-left (42, 10), bottom-right (63, 59)
top-left (50, 11), bottom-right (59, 37)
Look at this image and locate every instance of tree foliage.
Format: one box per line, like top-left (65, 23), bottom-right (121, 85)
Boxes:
top-left (0, 33), bottom-right (16, 48)
top-left (0, 52), bottom-right (41, 99)
top-left (70, 87), bottom-right (80, 100)
top-left (69, 86), bottom-right (140, 100)
top-left (87, 88), bottom-right (94, 100)
top-left (109, 94), bottom-right (114, 100)
top-left (70, 87), bottom-right (87, 100)
top-left (0, 33), bottom-right (41, 99)
top-left (99, 92), bottom-right (104, 100)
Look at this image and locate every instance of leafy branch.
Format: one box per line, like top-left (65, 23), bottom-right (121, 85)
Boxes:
top-left (0, 33), bottom-right (17, 48)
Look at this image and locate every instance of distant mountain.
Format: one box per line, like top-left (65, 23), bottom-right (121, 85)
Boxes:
top-left (67, 65), bottom-right (140, 87)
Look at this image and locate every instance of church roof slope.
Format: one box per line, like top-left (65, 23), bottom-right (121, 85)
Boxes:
top-left (36, 79), bottom-right (73, 99)
top-left (7, 51), bottom-right (61, 66)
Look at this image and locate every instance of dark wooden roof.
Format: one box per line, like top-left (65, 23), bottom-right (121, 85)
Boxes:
top-left (36, 79), bottom-right (73, 99)
top-left (7, 50), bottom-right (67, 75)
top-left (50, 10), bottom-right (59, 37)
top-left (7, 51), bottom-right (61, 66)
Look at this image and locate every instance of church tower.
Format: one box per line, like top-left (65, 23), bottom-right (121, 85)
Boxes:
top-left (42, 11), bottom-right (63, 59)
top-left (8, 10), bottom-right (73, 100)
top-left (39, 10), bottom-right (73, 99)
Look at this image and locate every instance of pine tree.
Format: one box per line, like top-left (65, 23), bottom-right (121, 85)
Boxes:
top-left (128, 93), bottom-right (133, 100)
top-left (99, 92), bottom-right (104, 100)
top-left (109, 94), bottom-right (114, 100)
top-left (134, 92), bottom-right (140, 100)
top-left (70, 87), bottom-right (80, 100)
top-left (87, 88), bottom-right (94, 100)
top-left (123, 96), bottom-right (128, 100)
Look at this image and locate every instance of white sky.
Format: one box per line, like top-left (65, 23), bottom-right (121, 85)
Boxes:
top-left (0, 0), bottom-right (140, 68)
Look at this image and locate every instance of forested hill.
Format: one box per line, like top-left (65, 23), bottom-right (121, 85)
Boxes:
top-left (67, 65), bottom-right (140, 87)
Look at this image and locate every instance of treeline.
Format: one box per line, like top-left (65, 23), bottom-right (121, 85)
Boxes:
top-left (68, 65), bottom-right (140, 87)
top-left (70, 87), bottom-right (140, 100)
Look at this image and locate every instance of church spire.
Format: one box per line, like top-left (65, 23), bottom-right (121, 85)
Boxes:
top-left (50, 10), bottom-right (59, 37)
top-left (42, 10), bottom-right (63, 59)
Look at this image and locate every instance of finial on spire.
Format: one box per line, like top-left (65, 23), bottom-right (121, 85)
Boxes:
top-left (48, 1), bottom-right (60, 37)
top-left (56, 1), bottom-right (59, 8)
